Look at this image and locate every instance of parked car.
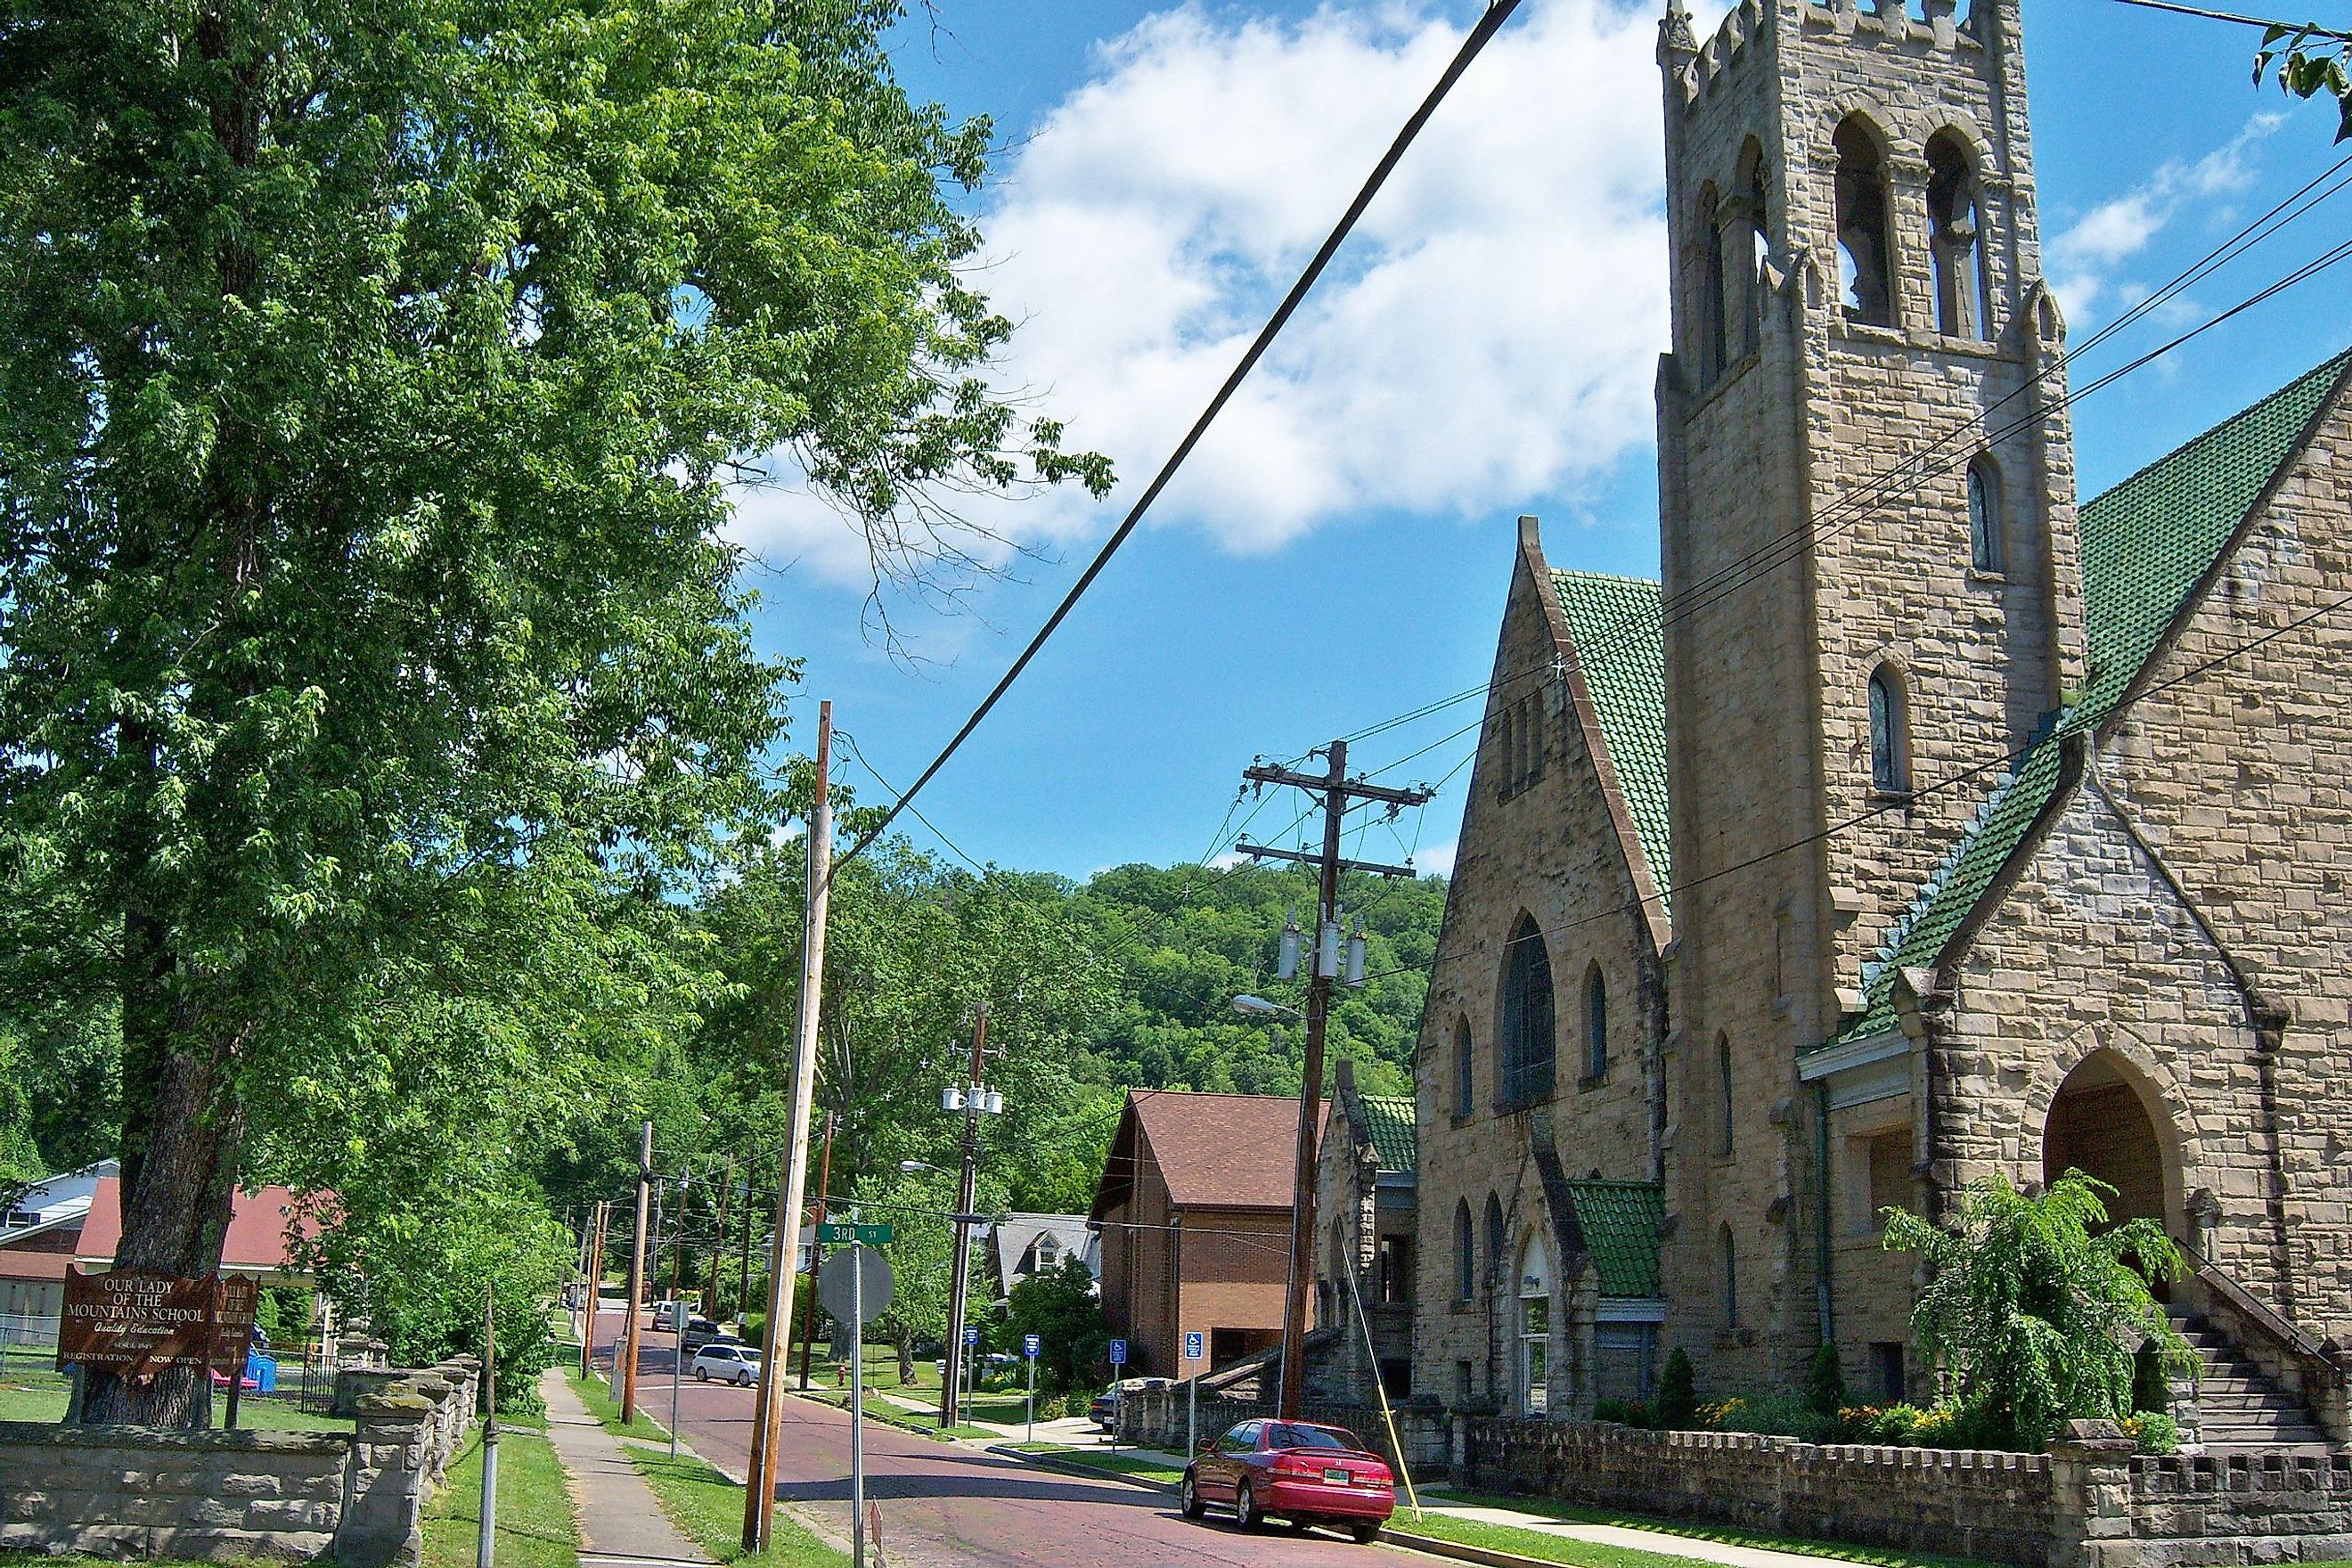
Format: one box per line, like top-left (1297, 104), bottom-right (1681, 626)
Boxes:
top-left (653, 1299), bottom-right (685, 1332)
top-left (1090, 1391), bottom-right (1118, 1430)
top-left (680, 1316), bottom-right (722, 1349)
top-left (691, 1343), bottom-right (763, 1386)
top-left (1180, 1419), bottom-right (1393, 1544)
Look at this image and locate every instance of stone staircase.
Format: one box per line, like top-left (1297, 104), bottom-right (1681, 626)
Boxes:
top-left (2167, 1306), bottom-right (2336, 1455)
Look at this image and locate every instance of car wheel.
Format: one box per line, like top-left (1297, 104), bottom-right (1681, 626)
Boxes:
top-left (1352, 1523), bottom-right (1383, 1546)
top-left (1234, 1479), bottom-right (1262, 1532)
top-left (1180, 1474), bottom-right (1205, 1521)
top-left (695, 1368), bottom-right (708, 1382)
top-left (737, 1370), bottom-right (752, 1387)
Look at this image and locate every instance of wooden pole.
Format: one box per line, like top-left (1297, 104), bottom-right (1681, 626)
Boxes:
top-left (741, 699), bottom-right (834, 1554)
top-left (795, 1113), bottom-right (837, 1390)
top-left (622, 1121), bottom-right (652, 1424)
top-left (580, 1203), bottom-right (608, 1380)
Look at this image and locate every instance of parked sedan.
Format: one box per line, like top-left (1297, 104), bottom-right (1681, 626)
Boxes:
top-left (1180, 1419), bottom-right (1394, 1544)
top-left (690, 1343), bottom-right (763, 1386)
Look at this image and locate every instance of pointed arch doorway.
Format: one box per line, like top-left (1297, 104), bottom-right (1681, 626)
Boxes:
top-left (2041, 1050), bottom-right (2176, 1235)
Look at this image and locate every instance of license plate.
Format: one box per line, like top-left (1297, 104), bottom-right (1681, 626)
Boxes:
top-left (1322, 1466), bottom-right (1349, 1484)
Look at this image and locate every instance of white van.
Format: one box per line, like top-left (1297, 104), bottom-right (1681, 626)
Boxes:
top-left (653, 1299), bottom-right (685, 1332)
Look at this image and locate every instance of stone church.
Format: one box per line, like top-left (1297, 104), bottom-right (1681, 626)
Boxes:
top-left (1414, 0), bottom-right (2352, 1447)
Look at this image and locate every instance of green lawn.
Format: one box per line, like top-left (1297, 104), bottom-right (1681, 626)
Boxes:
top-left (423, 1425), bottom-right (578, 1568)
top-left (1010, 1442), bottom-right (1182, 1487)
top-left (622, 1444), bottom-right (847, 1567)
top-left (562, 1366), bottom-right (672, 1442)
top-left (1392, 1513), bottom-right (1760, 1568)
top-left (1425, 1490), bottom-right (2008, 1568)
top-left (0, 1364), bottom-right (352, 1433)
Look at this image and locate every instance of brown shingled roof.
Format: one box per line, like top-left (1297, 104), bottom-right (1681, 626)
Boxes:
top-left (1090, 1090), bottom-right (1300, 1220)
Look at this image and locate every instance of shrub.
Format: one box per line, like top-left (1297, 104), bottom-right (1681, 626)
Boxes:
top-left (1883, 1170), bottom-right (2191, 1450)
top-left (1062, 1390), bottom-right (1095, 1419)
top-left (1805, 1343), bottom-right (1849, 1416)
top-left (2122, 1411), bottom-right (2180, 1455)
top-left (1655, 1347), bottom-right (1698, 1429)
top-left (1838, 1402), bottom-right (1927, 1445)
top-left (1710, 1391), bottom-right (1839, 1442)
top-left (1590, 1399), bottom-right (1653, 1427)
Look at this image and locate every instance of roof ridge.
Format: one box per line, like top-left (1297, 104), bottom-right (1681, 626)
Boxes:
top-left (2081, 347), bottom-right (2352, 517)
top-left (1549, 567), bottom-right (1662, 589)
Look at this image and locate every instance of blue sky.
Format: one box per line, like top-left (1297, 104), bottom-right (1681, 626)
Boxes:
top-left (733, 0), bottom-right (2352, 881)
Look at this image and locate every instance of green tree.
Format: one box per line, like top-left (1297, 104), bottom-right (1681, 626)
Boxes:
top-left (2254, 21), bottom-right (2352, 141)
top-left (1003, 1256), bottom-right (1110, 1395)
top-left (1655, 1346), bottom-right (1698, 1429)
top-left (1882, 1169), bottom-right (2191, 1450)
top-left (0, 0), bottom-right (1103, 1428)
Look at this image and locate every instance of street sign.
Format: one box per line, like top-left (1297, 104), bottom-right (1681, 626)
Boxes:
top-left (816, 1221), bottom-right (893, 1245)
top-left (1183, 1330), bottom-right (1204, 1362)
top-left (1023, 1334), bottom-right (1040, 1358)
top-left (963, 1325), bottom-right (980, 1347)
top-left (1107, 1337), bottom-right (1127, 1367)
top-left (817, 1245), bottom-right (894, 1327)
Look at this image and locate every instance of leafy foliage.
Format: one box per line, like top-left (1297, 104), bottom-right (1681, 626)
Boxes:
top-left (1656, 1347), bottom-right (1698, 1430)
top-left (2255, 22), bottom-right (2352, 142)
top-left (1804, 1343), bottom-right (1849, 1417)
top-left (1001, 1256), bottom-right (1111, 1394)
top-left (1882, 1169), bottom-right (2190, 1450)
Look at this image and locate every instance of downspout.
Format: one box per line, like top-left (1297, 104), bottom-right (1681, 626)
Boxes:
top-left (1814, 1082), bottom-right (1833, 1350)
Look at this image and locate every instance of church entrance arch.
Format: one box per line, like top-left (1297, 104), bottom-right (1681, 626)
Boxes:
top-left (2041, 1050), bottom-right (2176, 1235)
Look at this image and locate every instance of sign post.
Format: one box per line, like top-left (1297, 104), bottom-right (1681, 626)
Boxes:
top-left (1107, 1337), bottom-right (1127, 1454)
top-left (1022, 1334), bottom-right (1040, 1442)
top-left (1183, 1330), bottom-right (1204, 1457)
top-left (962, 1324), bottom-right (980, 1419)
top-left (818, 1243), bottom-right (893, 1568)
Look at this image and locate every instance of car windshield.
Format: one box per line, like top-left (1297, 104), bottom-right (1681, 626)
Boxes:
top-left (1267, 1425), bottom-right (1357, 1452)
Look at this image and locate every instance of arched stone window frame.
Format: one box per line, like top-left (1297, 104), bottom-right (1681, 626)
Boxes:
top-left (1483, 1194), bottom-right (1507, 1292)
top-left (1499, 913), bottom-right (1557, 1107)
top-left (1967, 453), bottom-right (2003, 574)
top-left (1582, 963), bottom-right (1609, 1085)
top-left (1719, 1223), bottom-right (1740, 1327)
top-left (1516, 1232), bottom-right (1554, 1417)
top-left (1716, 1033), bottom-right (1735, 1156)
top-left (1494, 706), bottom-right (1517, 799)
top-left (1831, 113), bottom-right (1898, 328)
top-left (1926, 127), bottom-right (1991, 340)
top-left (1697, 181), bottom-right (1727, 384)
top-left (1453, 1199), bottom-right (1475, 1303)
top-left (1868, 662), bottom-right (1911, 796)
top-left (1453, 1016), bottom-right (1476, 1117)
top-left (1733, 137), bottom-right (1770, 360)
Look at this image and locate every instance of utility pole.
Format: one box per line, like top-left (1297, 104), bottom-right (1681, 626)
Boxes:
top-left (707, 1164), bottom-right (731, 1319)
top-left (580, 1202), bottom-right (608, 1380)
top-left (796, 1113), bottom-right (837, 1391)
top-left (477, 1283), bottom-right (499, 1568)
top-left (742, 699), bottom-right (835, 1556)
top-left (938, 1005), bottom-right (994, 1431)
top-left (1236, 740), bottom-right (1432, 1419)
top-left (622, 1121), bottom-right (653, 1424)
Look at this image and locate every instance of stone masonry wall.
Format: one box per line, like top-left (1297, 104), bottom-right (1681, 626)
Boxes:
top-left (0, 1358), bottom-right (478, 1566)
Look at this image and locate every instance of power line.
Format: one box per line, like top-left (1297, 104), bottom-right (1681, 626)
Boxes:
top-left (2109, 0), bottom-right (2352, 37)
top-left (830, 0), bottom-right (1531, 879)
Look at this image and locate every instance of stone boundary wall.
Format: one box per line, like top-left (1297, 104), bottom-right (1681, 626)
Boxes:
top-left (1465, 1418), bottom-right (2058, 1568)
top-left (1117, 1384), bottom-right (1451, 1472)
top-left (2120, 1450), bottom-right (2352, 1566)
top-left (0, 1356), bottom-right (479, 1566)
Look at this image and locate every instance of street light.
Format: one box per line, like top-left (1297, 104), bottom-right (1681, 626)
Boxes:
top-left (1233, 994), bottom-right (1302, 1019)
top-left (899, 1160), bottom-right (947, 1175)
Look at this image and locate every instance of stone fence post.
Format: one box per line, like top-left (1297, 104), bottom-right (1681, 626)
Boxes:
top-left (334, 1393), bottom-right (434, 1568)
top-left (2046, 1419), bottom-right (2138, 1568)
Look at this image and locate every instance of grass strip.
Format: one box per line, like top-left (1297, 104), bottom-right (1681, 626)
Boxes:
top-left (1392, 1513), bottom-right (1762, 1568)
top-left (562, 1365), bottom-right (671, 1442)
top-left (620, 1442), bottom-right (848, 1568)
top-left (1430, 1491), bottom-right (2008, 1568)
top-left (1009, 1441), bottom-right (1181, 1487)
top-left (423, 1425), bottom-right (578, 1568)
top-left (0, 1365), bottom-right (353, 1433)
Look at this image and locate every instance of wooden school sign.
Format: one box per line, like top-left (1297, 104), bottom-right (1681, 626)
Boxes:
top-left (57, 1268), bottom-right (257, 1377)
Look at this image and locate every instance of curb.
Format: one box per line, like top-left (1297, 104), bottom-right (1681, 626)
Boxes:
top-left (984, 1441), bottom-right (1177, 1492)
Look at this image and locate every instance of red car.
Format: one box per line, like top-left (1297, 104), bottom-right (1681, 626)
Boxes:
top-left (1180, 1418), bottom-right (1394, 1544)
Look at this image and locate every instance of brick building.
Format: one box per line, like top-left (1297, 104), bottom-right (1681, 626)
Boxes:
top-left (1090, 1090), bottom-right (1295, 1377)
top-left (1416, 0), bottom-right (2352, 1444)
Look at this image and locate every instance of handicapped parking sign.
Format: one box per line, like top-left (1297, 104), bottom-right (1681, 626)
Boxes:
top-left (1184, 1330), bottom-right (1204, 1361)
top-left (964, 1325), bottom-right (981, 1347)
top-left (1023, 1334), bottom-right (1041, 1358)
top-left (1107, 1338), bottom-right (1127, 1367)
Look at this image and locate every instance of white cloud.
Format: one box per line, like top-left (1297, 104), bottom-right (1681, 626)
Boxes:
top-left (1412, 838), bottom-right (1458, 878)
top-left (725, 0), bottom-right (1671, 579)
top-left (2050, 112), bottom-right (2286, 323)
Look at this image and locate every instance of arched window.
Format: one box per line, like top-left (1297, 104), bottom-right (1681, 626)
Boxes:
top-left (1868, 666), bottom-right (1909, 794)
top-left (1833, 118), bottom-right (1894, 327)
top-left (1499, 914), bottom-right (1556, 1106)
top-left (1518, 1237), bottom-right (1553, 1416)
top-left (1698, 184), bottom-right (1727, 383)
top-left (1720, 1224), bottom-right (1740, 1327)
top-left (1927, 132), bottom-right (1989, 340)
top-left (1738, 141), bottom-right (1769, 358)
top-left (1584, 966), bottom-right (1608, 1082)
top-left (1495, 706), bottom-right (1516, 797)
top-left (1454, 1017), bottom-right (1475, 1116)
top-left (1484, 1195), bottom-right (1506, 1288)
top-left (1717, 1034), bottom-right (1735, 1156)
top-left (1454, 1200), bottom-right (1474, 1302)
top-left (1968, 457), bottom-right (2002, 574)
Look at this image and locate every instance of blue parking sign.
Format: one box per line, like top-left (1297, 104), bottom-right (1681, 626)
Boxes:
top-left (1107, 1337), bottom-right (1127, 1366)
top-left (1183, 1330), bottom-right (1204, 1361)
top-left (964, 1325), bottom-right (980, 1346)
top-left (1023, 1334), bottom-right (1041, 1358)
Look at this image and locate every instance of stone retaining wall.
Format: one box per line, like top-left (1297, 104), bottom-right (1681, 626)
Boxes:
top-left (0, 1356), bottom-right (479, 1565)
top-left (2119, 1450), bottom-right (2352, 1566)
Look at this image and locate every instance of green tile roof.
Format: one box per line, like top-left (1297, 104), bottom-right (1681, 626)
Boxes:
top-left (1817, 350), bottom-right (2350, 1052)
top-left (1561, 1180), bottom-right (1665, 1298)
top-left (1550, 571), bottom-right (1674, 919)
top-left (1359, 1094), bottom-right (1416, 1175)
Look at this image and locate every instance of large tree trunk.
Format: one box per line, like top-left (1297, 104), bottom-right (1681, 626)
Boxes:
top-left (77, 911), bottom-right (244, 1428)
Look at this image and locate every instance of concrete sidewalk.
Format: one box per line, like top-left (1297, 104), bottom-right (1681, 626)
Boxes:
top-left (540, 1367), bottom-right (711, 1568)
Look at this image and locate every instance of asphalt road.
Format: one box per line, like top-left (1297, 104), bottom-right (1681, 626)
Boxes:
top-left (588, 1307), bottom-right (1409, 1568)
